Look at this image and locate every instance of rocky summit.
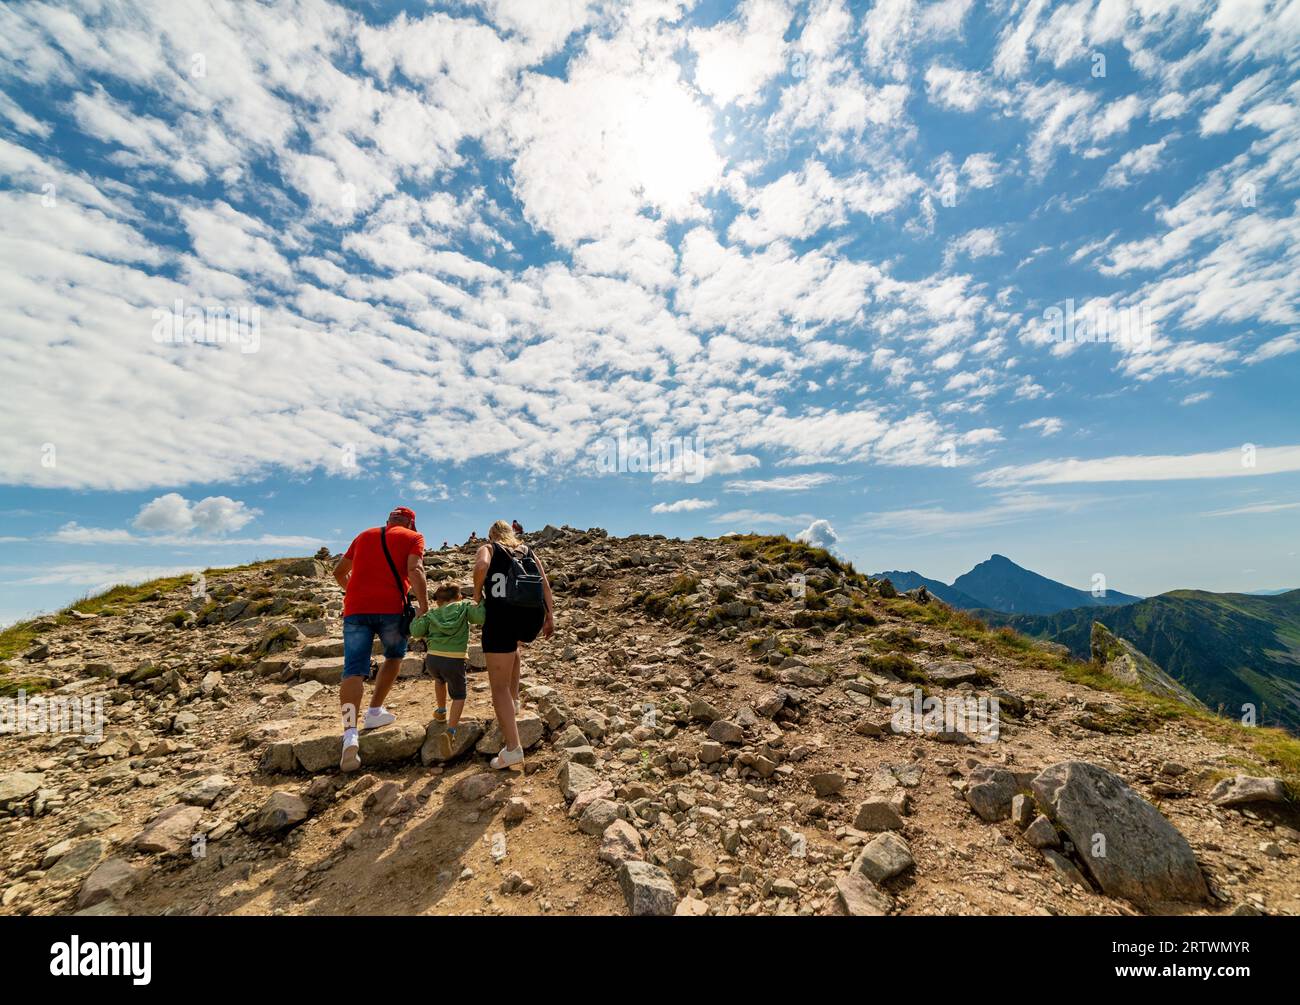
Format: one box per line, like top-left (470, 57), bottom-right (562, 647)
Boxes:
top-left (0, 528), bottom-right (1297, 917)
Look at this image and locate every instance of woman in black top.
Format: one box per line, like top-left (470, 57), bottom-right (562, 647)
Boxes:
top-left (473, 520), bottom-right (554, 769)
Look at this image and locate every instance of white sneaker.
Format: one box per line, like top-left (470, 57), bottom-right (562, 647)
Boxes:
top-left (490, 745), bottom-right (524, 770)
top-left (363, 706), bottom-right (396, 730)
top-left (340, 729), bottom-right (361, 772)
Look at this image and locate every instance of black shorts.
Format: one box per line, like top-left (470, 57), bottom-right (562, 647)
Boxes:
top-left (481, 607), bottom-right (545, 654)
top-left (424, 654), bottom-right (468, 700)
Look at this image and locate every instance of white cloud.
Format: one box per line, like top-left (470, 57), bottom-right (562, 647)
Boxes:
top-left (1200, 70), bottom-right (1272, 136)
top-left (133, 494), bottom-right (196, 534)
top-left (1, 563), bottom-right (203, 589)
top-left (712, 509), bottom-right (805, 527)
top-left (651, 498), bottom-right (716, 513)
top-left (0, 0), bottom-right (1292, 538)
top-left (859, 492), bottom-right (1065, 537)
top-left (689, 0), bottom-right (791, 108)
top-left (795, 517), bottom-right (839, 552)
top-left (944, 227), bottom-right (1003, 267)
top-left (1202, 501), bottom-right (1300, 518)
top-left (1020, 416), bottom-right (1063, 437)
top-left (505, 19), bottom-right (725, 247)
top-left (980, 444), bottom-right (1300, 487)
top-left (1246, 333), bottom-right (1300, 364)
top-left (133, 493), bottom-right (259, 535)
top-left (1101, 138), bottom-right (1169, 188)
top-left (725, 473), bottom-right (834, 492)
top-left (51, 522), bottom-right (135, 544)
top-left (961, 152), bottom-right (1000, 189)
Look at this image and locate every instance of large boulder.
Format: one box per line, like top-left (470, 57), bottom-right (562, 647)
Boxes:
top-left (835, 873), bottom-right (893, 916)
top-left (559, 761), bottom-right (602, 802)
top-left (78, 859), bottom-right (146, 908)
top-left (706, 720), bottom-right (744, 744)
top-left (965, 765), bottom-right (1036, 822)
top-left (0, 771), bottom-right (43, 805)
top-left (1032, 760), bottom-right (1208, 908)
top-left (853, 797), bottom-right (904, 832)
top-left (301, 639), bottom-right (345, 659)
top-left (533, 525), bottom-right (562, 546)
top-left (598, 819), bottom-right (643, 866)
top-left (177, 774), bottom-right (235, 807)
top-left (475, 714), bottom-right (545, 755)
top-left (296, 658), bottom-right (342, 685)
top-left (420, 720), bottom-right (485, 765)
top-left (291, 723), bottom-right (425, 773)
top-left (281, 558), bottom-right (324, 578)
top-left (1209, 775), bottom-right (1288, 807)
top-left (617, 860), bottom-right (676, 916)
top-left (45, 838), bottom-right (106, 881)
top-left (452, 772), bottom-right (501, 802)
top-left (133, 804), bottom-right (203, 855)
top-left (578, 798), bottom-right (622, 836)
top-left (852, 832), bottom-right (914, 884)
top-left (923, 661), bottom-right (989, 686)
top-left (250, 791), bottom-right (310, 834)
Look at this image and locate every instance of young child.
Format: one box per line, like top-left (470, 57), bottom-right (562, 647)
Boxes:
top-left (411, 582), bottom-right (485, 757)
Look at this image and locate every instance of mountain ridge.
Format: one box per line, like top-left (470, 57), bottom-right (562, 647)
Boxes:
top-left (984, 589), bottom-right (1300, 735)
top-left (1, 530), bottom-right (1297, 918)
top-left (874, 554), bottom-right (1141, 616)
top-left (872, 570), bottom-right (987, 610)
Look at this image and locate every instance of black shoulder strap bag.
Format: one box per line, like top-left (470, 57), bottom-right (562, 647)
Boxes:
top-left (380, 527), bottom-right (417, 637)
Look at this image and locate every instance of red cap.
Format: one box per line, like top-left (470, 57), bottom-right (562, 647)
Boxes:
top-left (389, 506), bottom-right (417, 530)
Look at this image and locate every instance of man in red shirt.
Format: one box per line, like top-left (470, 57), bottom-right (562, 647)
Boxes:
top-left (332, 506), bottom-right (429, 772)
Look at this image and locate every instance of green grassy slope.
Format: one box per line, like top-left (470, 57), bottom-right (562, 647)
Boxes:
top-left (986, 590), bottom-right (1300, 733)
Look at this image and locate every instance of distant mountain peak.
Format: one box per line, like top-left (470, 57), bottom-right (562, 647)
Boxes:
top-left (952, 556), bottom-right (1141, 615)
top-left (873, 554), bottom-right (1141, 617)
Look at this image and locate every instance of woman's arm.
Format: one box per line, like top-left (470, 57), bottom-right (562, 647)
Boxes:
top-left (534, 552), bottom-right (556, 638)
top-left (472, 544), bottom-right (492, 604)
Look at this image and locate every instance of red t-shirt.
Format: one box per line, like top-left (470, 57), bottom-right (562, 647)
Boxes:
top-left (342, 526), bottom-right (425, 617)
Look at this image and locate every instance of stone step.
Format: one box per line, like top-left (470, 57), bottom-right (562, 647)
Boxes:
top-left (297, 654), bottom-right (423, 684)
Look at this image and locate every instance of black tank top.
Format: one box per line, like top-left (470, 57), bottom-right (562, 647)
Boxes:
top-left (483, 541), bottom-right (531, 610)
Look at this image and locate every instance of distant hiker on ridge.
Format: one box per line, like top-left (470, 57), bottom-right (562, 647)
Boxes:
top-left (473, 519), bottom-right (554, 770)
top-left (332, 506), bottom-right (428, 772)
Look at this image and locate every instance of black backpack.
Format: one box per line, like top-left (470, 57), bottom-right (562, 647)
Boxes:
top-left (495, 542), bottom-right (545, 609)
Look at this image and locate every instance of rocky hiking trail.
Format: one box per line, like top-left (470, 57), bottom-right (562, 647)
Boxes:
top-left (2, 528), bottom-right (1298, 917)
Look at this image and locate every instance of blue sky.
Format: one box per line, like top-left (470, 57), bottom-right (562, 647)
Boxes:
top-left (1, 0), bottom-right (1299, 626)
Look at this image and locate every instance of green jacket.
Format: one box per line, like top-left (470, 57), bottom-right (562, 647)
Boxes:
top-left (411, 600), bottom-right (485, 657)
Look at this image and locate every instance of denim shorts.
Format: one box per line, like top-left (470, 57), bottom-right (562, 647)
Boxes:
top-left (342, 614), bottom-right (408, 680)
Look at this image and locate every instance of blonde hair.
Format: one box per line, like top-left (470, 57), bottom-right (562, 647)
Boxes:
top-left (488, 519), bottom-right (522, 550)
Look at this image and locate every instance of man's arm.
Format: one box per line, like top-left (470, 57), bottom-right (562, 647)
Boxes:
top-left (472, 544), bottom-right (491, 603)
top-left (406, 551), bottom-right (429, 614)
top-left (333, 556), bottom-right (352, 592)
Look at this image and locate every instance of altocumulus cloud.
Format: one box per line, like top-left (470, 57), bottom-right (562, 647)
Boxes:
top-left (0, 0), bottom-right (1297, 606)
